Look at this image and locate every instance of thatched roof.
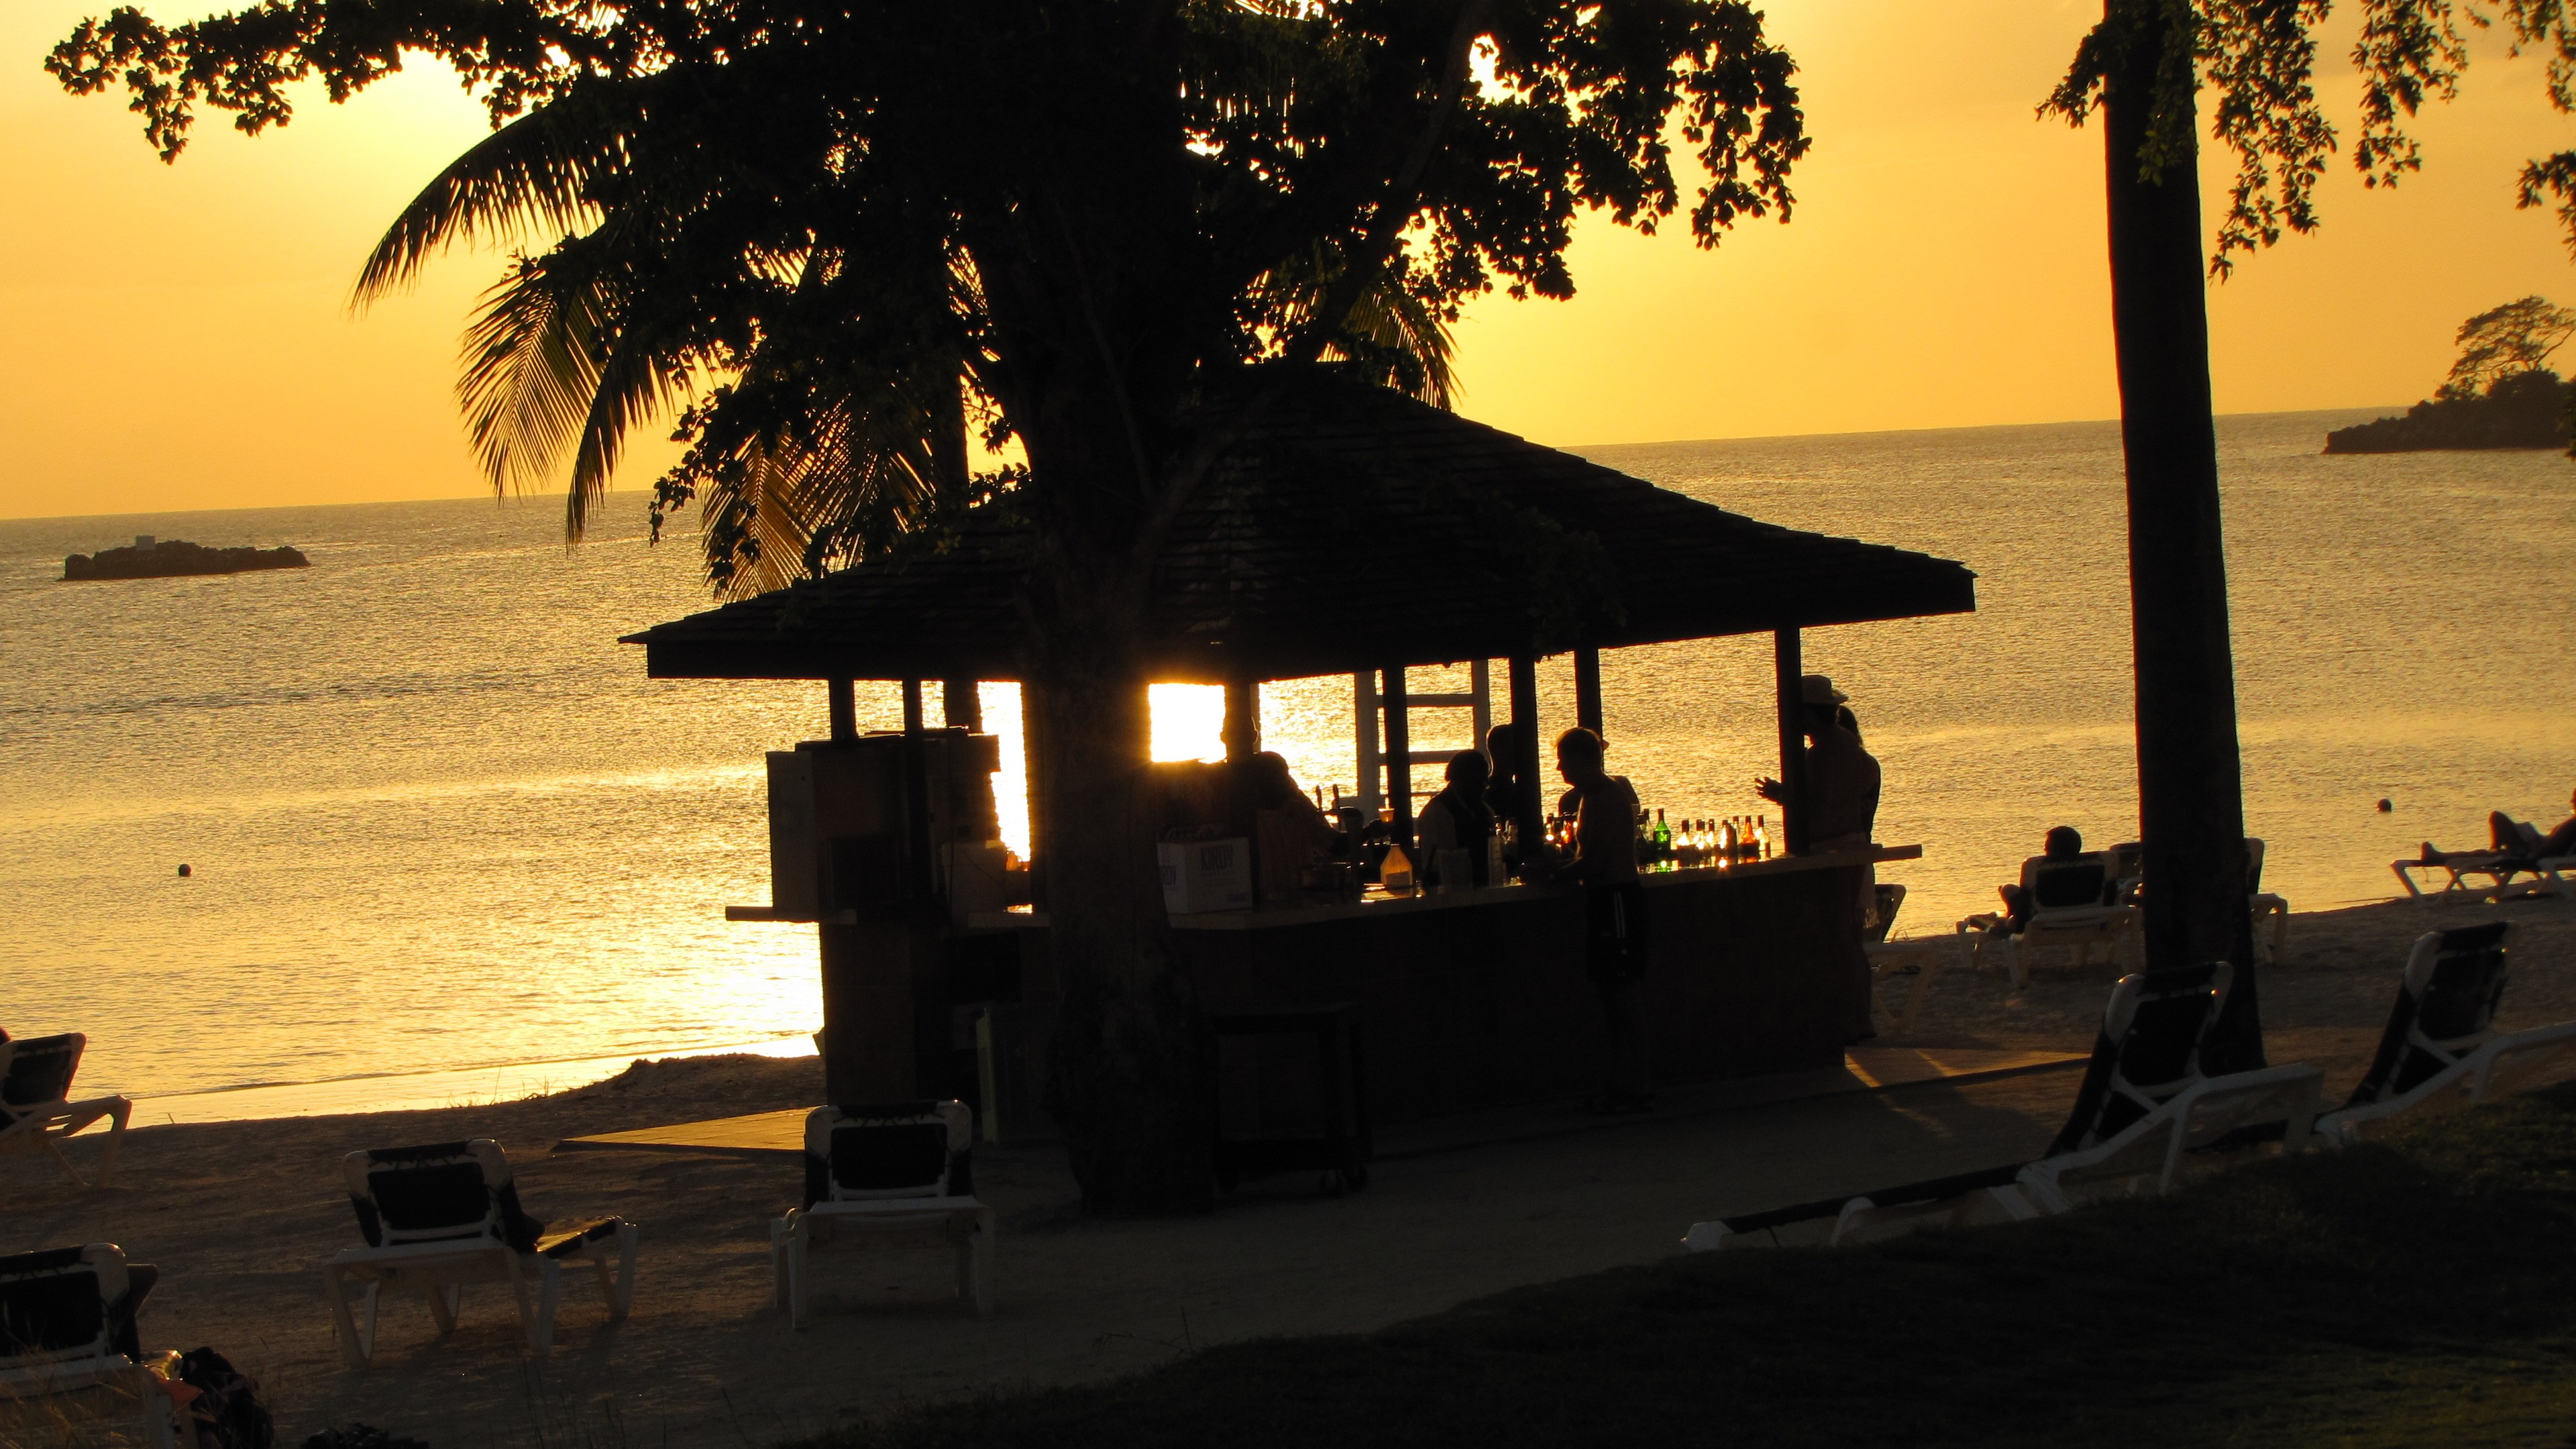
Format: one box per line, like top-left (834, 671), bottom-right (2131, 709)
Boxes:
top-left (625, 371), bottom-right (1974, 682)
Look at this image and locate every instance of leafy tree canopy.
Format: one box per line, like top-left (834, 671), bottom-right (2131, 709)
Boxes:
top-left (2440, 294), bottom-right (2576, 398)
top-left (50, 0), bottom-right (1809, 592)
top-left (2043, 0), bottom-right (2576, 276)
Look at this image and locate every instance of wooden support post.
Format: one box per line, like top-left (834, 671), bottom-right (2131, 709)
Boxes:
top-left (828, 678), bottom-right (857, 742)
top-left (1222, 678), bottom-right (1260, 761)
top-left (1774, 629), bottom-right (1809, 856)
top-left (1353, 672), bottom-right (1383, 816)
top-left (1469, 658), bottom-right (1493, 751)
top-left (900, 680), bottom-right (933, 901)
top-left (943, 678), bottom-right (983, 733)
top-left (818, 918), bottom-right (953, 1106)
top-left (1382, 665), bottom-right (1413, 853)
top-left (1574, 647), bottom-right (1604, 739)
top-left (1021, 688), bottom-right (1049, 911)
top-left (1508, 655), bottom-right (1542, 865)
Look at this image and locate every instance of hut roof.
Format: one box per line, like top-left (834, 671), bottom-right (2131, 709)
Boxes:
top-left (625, 371), bottom-right (1975, 682)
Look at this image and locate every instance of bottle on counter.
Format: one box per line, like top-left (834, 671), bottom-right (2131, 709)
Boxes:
top-left (1719, 816), bottom-right (1738, 865)
top-left (1652, 808), bottom-right (1672, 865)
top-left (1381, 839), bottom-right (1416, 896)
top-left (1754, 814), bottom-right (1770, 859)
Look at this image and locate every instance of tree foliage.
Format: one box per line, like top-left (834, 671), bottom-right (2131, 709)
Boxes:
top-left (49, 0), bottom-right (1806, 588)
top-left (2042, 0), bottom-right (2576, 276)
top-left (2439, 294), bottom-right (2576, 398)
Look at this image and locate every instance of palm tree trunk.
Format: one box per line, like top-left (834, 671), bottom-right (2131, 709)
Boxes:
top-left (2102, 2), bottom-right (2263, 1069)
top-left (1028, 651), bottom-right (1216, 1211)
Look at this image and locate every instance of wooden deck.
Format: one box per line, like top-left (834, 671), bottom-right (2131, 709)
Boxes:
top-left (553, 1046), bottom-right (2084, 1161)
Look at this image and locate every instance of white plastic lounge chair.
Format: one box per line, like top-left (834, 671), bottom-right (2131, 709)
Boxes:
top-left (2392, 822), bottom-right (2573, 905)
top-left (323, 1140), bottom-right (637, 1368)
top-left (1960, 853), bottom-right (2139, 987)
top-left (2314, 922), bottom-right (2576, 1146)
top-left (1684, 963), bottom-right (2322, 1250)
top-left (0, 1244), bottom-right (182, 1448)
top-left (1862, 885), bottom-right (1955, 1032)
top-left (771, 1101), bottom-right (993, 1327)
top-left (0, 1033), bottom-right (132, 1189)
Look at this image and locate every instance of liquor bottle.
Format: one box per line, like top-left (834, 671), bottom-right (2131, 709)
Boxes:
top-left (1754, 814), bottom-right (1770, 860)
top-left (1381, 840), bottom-right (1415, 895)
top-left (1652, 808), bottom-right (1672, 863)
top-left (1717, 816), bottom-right (1737, 865)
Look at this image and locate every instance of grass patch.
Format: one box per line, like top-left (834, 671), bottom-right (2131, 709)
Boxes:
top-left (793, 1083), bottom-right (2576, 1448)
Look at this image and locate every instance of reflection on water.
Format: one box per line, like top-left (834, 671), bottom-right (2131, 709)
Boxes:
top-left (5, 408), bottom-right (2571, 1104)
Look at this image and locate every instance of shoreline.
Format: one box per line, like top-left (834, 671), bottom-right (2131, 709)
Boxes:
top-left (115, 1033), bottom-right (816, 1128)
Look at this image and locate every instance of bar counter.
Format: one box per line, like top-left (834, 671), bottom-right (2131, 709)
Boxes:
top-left (1166, 844), bottom-right (1921, 1126)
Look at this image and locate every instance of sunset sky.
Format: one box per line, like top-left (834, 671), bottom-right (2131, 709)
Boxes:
top-left (3, 0), bottom-right (2569, 521)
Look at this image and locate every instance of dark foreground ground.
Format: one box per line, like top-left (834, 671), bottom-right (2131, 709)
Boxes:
top-left (804, 1081), bottom-right (2576, 1449)
top-left (3, 893), bottom-right (2569, 1446)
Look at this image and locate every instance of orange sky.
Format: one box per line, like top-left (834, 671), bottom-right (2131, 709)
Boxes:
top-left (4, 0), bottom-right (2570, 521)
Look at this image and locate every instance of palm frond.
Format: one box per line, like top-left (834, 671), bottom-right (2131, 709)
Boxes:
top-left (457, 253), bottom-right (611, 497)
top-left (354, 79), bottom-right (631, 305)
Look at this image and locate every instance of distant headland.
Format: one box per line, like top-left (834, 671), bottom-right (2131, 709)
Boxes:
top-left (2326, 296), bottom-right (2576, 456)
top-left (2322, 370), bottom-right (2571, 455)
top-left (62, 535), bottom-right (310, 581)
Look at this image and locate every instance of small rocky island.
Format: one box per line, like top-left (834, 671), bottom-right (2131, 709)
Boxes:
top-left (62, 535), bottom-right (310, 581)
top-left (2323, 370), bottom-right (2571, 454)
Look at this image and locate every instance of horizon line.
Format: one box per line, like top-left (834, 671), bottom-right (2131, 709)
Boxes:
top-left (0, 402), bottom-right (2415, 526)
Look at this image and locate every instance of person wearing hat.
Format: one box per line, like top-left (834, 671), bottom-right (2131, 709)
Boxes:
top-left (1756, 673), bottom-right (1883, 1039)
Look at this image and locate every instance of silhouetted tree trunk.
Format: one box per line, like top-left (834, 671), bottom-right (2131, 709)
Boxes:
top-left (2102, 3), bottom-right (2262, 1069)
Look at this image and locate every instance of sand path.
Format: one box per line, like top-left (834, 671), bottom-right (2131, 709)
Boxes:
top-left (6, 893), bottom-right (2569, 1446)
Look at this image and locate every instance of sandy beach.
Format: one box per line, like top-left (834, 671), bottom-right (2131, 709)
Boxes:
top-left (7, 893), bottom-right (2572, 1447)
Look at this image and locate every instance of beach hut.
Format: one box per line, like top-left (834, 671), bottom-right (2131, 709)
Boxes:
top-left (625, 370), bottom-right (1976, 1131)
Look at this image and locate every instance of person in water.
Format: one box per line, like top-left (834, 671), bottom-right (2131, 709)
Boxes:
top-left (1550, 727), bottom-right (1650, 1113)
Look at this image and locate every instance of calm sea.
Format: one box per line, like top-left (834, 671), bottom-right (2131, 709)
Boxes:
top-left (5, 408), bottom-right (2571, 1112)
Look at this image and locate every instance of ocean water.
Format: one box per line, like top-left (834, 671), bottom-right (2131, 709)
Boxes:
top-left (5, 408), bottom-right (2571, 1110)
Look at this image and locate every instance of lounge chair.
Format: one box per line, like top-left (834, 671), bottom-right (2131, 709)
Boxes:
top-left (0, 1244), bottom-right (182, 1448)
top-left (771, 1101), bottom-right (993, 1327)
top-left (2313, 922), bottom-right (2576, 1146)
top-left (1960, 853), bottom-right (2139, 987)
top-left (0, 1033), bottom-right (132, 1189)
top-left (322, 1140), bottom-right (637, 1368)
top-left (2392, 820), bottom-right (2574, 906)
top-left (1683, 963), bottom-right (2323, 1250)
top-left (1862, 885), bottom-right (1955, 1032)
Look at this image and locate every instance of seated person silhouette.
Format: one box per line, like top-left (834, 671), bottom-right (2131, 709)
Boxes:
top-left (1982, 824), bottom-right (2090, 936)
top-left (2418, 786), bottom-right (2576, 865)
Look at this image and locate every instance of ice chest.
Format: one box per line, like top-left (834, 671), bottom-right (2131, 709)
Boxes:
top-left (1160, 837), bottom-right (1253, 914)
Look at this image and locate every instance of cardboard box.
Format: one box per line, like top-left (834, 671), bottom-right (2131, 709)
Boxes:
top-left (1159, 837), bottom-right (1253, 914)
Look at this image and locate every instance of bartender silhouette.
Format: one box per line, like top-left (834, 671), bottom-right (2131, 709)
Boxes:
top-left (1756, 674), bottom-right (1882, 1040)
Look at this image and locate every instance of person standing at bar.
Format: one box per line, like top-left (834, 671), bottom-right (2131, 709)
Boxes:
top-left (1756, 674), bottom-right (1882, 1038)
top-left (1240, 751), bottom-right (1339, 905)
top-left (1483, 723), bottom-right (1525, 874)
top-left (1550, 727), bottom-right (1650, 1113)
top-left (1415, 748), bottom-right (1497, 888)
